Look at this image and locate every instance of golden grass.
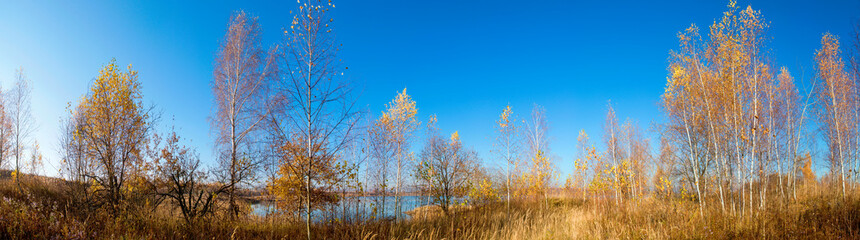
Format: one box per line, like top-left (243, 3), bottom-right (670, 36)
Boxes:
top-left (1, 174), bottom-right (859, 239)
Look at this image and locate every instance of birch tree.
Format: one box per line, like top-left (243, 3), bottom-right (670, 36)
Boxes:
top-left (59, 105), bottom-right (88, 182)
top-left (212, 10), bottom-right (275, 218)
top-left (524, 104), bottom-right (553, 207)
top-left (492, 105), bottom-right (521, 210)
top-left (603, 102), bottom-right (624, 205)
top-left (815, 33), bottom-right (856, 198)
top-left (270, 1), bottom-right (360, 238)
top-left (9, 67), bottom-right (34, 180)
top-left (382, 88), bottom-right (418, 222)
top-left (415, 116), bottom-right (477, 215)
top-left (570, 130), bottom-right (590, 200)
top-left (663, 2), bottom-right (779, 214)
top-left (368, 110), bottom-right (395, 219)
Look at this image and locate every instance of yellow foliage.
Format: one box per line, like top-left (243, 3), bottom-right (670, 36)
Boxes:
top-left (268, 138), bottom-right (352, 215)
top-left (72, 59), bottom-right (151, 212)
top-left (526, 150), bottom-right (553, 200)
top-left (468, 176), bottom-right (499, 206)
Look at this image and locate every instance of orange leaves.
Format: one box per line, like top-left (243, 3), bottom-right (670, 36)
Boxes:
top-left (815, 33), bottom-right (849, 93)
top-left (814, 32), bottom-right (856, 194)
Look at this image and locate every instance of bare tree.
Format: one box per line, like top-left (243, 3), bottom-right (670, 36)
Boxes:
top-left (269, 1), bottom-right (359, 239)
top-left (211, 10), bottom-right (276, 218)
top-left (0, 84), bottom-right (11, 172)
top-left (9, 67), bottom-right (34, 179)
top-left (524, 104), bottom-right (554, 207)
top-left (151, 128), bottom-right (227, 227)
top-left (27, 140), bottom-right (42, 175)
top-left (415, 115), bottom-right (477, 215)
top-left (368, 110), bottom-right (395, 219)
top-left (622, 119), bottom-right (650, 201)
top-left (59, 106), bottom-right (89, 182)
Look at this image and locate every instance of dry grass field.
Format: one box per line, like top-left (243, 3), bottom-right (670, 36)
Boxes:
top-left (1, 170), bottom-right (858, 239)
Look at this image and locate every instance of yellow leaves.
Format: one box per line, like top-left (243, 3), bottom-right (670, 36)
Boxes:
top-left (498, 105), bottom-right (513, 129)
top-left (450, 131), bottom-right (460, 144)
top-left (79, 61), bottom-right (145, 139)
top-left (269, 137), bottom-right (347, 213)
top-left (670, 64), bottom-right (686, 81)
top-left (88, 178), bottom-right (103, 194)
top-left (524, 150), bottom-right (554, 199)
top-left (69, 59), bottom-right (152, 211)
top-left (468, 177), bottom-right (498, 205)
top-left (386, 88), bottom-right (418, 123)
top-left (376, 88), bottom-right (420, 151)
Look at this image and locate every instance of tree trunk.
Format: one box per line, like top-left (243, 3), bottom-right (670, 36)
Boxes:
top-left (306, 173), bottom-right (311, 240)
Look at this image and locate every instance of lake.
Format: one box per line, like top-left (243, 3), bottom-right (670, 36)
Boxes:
top-left (251, 195), bottom-right (458, 222)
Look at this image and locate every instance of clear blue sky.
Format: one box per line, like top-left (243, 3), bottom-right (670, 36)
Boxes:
top-left (0, 0), bottom-right (858, 178)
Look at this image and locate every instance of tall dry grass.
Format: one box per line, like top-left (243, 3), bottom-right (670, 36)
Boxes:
top-left (1, 172), bottom-right (859, 239)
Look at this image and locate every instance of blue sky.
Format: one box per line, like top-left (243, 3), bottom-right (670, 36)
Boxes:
top-left (0, 0), bottom-right (858, 178)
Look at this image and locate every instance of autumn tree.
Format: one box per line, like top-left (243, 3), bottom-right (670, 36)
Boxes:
top-left (621, 120), bottom-right (650, 201)
top-left (415, 115), bottom-right (478, 215)
top-left (151, 128), bottom-right (226, 226)
top-left (565, 130), bottom-right (589, 200)
top-left (603, 102), bottom-right (625, 205)
top-left (211, 10), bottom-right (276, 218)
top-left (492, 105), bottom-right (522, 210)
top-left (268, 1), bottom-right (359, 238)
top-left (664, 43), bottom-right (708, 214)
top-left (371, 88), bottom-right (418, 222)
top-left (367, 109), bottom-right (395, 219)
top-left (267, 135), bottom-right (355, 217)
top-left (71, 59), bottom-right (154, 215)
top-left (467, 165), bottom-right (500, 206)
top-left (772, 67), bottom-right (808, 200)
top-left (815, 33), bottom-right (857, 198)
top-left (524, 104), bottom-right (554, 207)
top-left (587, 136), bottom-right (609, 207)
top-left (654, 133), bottom-right (676, 199)
top-left (9, 67), bottom-right (34, 180)
top-left (663, 2), bottom-right (785, 214)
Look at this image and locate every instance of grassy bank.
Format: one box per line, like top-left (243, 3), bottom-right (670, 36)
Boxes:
top-left (1, 173), bottom-right (859, 239)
